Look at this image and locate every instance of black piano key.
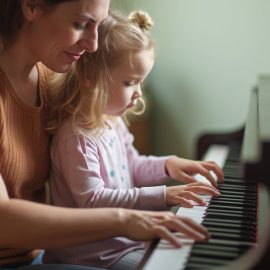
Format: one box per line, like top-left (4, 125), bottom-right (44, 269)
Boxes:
top-left (206, 226), bottom-right (255, 236)
top-left (202, 217), bottom-right (256, 227)
top-left (199, 238), bottom-right (257, 247)
top-left (189, 248), bottom-right (240, 260)
top-left (206, 206), bottom-right (256, 214)
top-left (186, 256), bottom-right (231, 267)
top-left (218, 183), bottom-right (257, 189)
top-left (205, 210), bottom-right (257, 220)
top-left (207, 204), bottom-right (256, 211)
top-left (204, 211), bottom-right (255, 221)
top-left (191, 242), bottom-right (248, 253)
top-left (203, 220), bottom-right (256, 232)
top-left (214, 193), bottom-right (256, 200)
top-left (208, 231), bottom-right (254, 242)
top-left (210, 200), bottom-right (256, 207)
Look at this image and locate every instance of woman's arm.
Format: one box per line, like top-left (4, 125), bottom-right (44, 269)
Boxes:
top-left (0, 174), bottom-right (121, 248)
top-left (0, 176), bottom-right (208, 249)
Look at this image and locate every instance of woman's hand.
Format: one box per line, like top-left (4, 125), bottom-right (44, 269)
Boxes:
top-left (165, 182), bottom-right (220, 207)
top-left (122, 209), bottom-right (209, 248)
top-left (165, 156), bottom-right (224, 187)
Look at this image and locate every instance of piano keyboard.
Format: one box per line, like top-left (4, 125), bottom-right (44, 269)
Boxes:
top-left (141, 143), bottom-right (258, 270)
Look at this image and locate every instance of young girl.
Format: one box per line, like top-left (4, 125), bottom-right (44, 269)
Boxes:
top-left (44, 10), bottom-right (223, 269)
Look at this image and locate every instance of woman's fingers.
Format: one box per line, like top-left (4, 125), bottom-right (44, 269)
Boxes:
top-left (152, 214), bottom-right (209, 247)
top-left (178, 216), bottom-right (209, 239)
top-left (152, 225), bottom-right (182, 247)
top-left (126, 210), bottom-right (210, 248)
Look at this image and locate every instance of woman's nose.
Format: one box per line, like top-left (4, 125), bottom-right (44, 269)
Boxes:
top-left (78, 26), bottom-right (98, 53)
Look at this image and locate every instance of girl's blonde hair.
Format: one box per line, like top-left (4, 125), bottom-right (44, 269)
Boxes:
top-left (47, 10), bottom-right (154, 134)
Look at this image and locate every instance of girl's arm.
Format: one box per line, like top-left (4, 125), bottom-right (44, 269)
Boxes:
top-left (120, 119), bottom-right (171, 186)
top-left (0, 175), bottom-right (209, 249)
top-left (54, 136), bottom-right (219, 211)
top-left (121, 119), bottom-right (223, 187)
top-left (53, 135), bottom-right (168, 210)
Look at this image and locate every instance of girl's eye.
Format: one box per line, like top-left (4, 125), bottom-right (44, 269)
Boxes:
top-left (124, 81), bottom-right (136, 86)
top-left (74, 22), bottom-right (88, 30)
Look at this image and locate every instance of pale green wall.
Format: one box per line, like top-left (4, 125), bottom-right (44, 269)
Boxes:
top-left (112, 0), bottom-right (270, 158)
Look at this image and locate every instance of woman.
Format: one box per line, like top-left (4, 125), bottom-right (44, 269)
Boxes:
top-left (0, 1), bottom-right (210, 269)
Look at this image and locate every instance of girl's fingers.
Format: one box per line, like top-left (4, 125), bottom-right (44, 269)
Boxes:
top-left (177, 173), bottom-right (197, 184)
top-left (188, 186), bottom-right (220, 196)
top-left (197, 168), bottom-right (218, 187)
top-left (169, 196), bottom-right (194, 208)
top-left (201, 161), bottom-right (224, 182)
top-left (185, 182), bottom-right (220, 195)
top-left (178, 192), bottom-right (206, 206)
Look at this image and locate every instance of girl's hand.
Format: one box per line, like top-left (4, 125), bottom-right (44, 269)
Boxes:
top-left (166, 182), bottom-right (220, 207)
top-left (121, 209), bottom-right (209, 248)
top-left (165, 156), bottom-right (224, 187)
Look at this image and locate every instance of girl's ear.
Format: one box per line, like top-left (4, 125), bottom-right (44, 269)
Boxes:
top-left (21, 0), bottom-right (41, 21)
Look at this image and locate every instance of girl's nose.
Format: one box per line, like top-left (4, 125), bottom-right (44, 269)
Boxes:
top-left (134, 85), bottom-right (142, 98)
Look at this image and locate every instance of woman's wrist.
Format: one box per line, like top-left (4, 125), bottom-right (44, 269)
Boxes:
top-left (114, 208), bottom-right (130, 237)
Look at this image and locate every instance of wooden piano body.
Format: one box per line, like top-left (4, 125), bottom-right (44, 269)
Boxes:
top-left (138, 75), bottom-right (270, 270)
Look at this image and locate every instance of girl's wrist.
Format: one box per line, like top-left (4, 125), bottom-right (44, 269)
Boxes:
top-left (164, 155), bottom-right (177, 176)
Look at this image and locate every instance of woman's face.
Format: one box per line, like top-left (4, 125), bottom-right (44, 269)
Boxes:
top-left (24, 0), bottom-right (110, 72)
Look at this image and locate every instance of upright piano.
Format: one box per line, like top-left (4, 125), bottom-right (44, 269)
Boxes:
top-left (138, 75), bottom-right (270, 270)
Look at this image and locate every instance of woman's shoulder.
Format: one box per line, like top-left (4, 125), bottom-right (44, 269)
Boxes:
top-left (37, 62), bottom-right (55, 106)
top-left (0, 65), bottom-right (12, 96)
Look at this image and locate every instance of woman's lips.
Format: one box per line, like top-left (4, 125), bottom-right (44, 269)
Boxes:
top-left (65, 51), bottom-right (83, 61)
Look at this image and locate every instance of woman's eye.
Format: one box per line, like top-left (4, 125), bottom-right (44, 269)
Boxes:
top-left (74, 22), bottom-right (88, 30)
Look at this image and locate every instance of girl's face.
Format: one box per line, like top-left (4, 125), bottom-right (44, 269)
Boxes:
top-left (105, 49), bottom-right (154, 117)
top-left (24, 0), bottom-right (110, 72)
